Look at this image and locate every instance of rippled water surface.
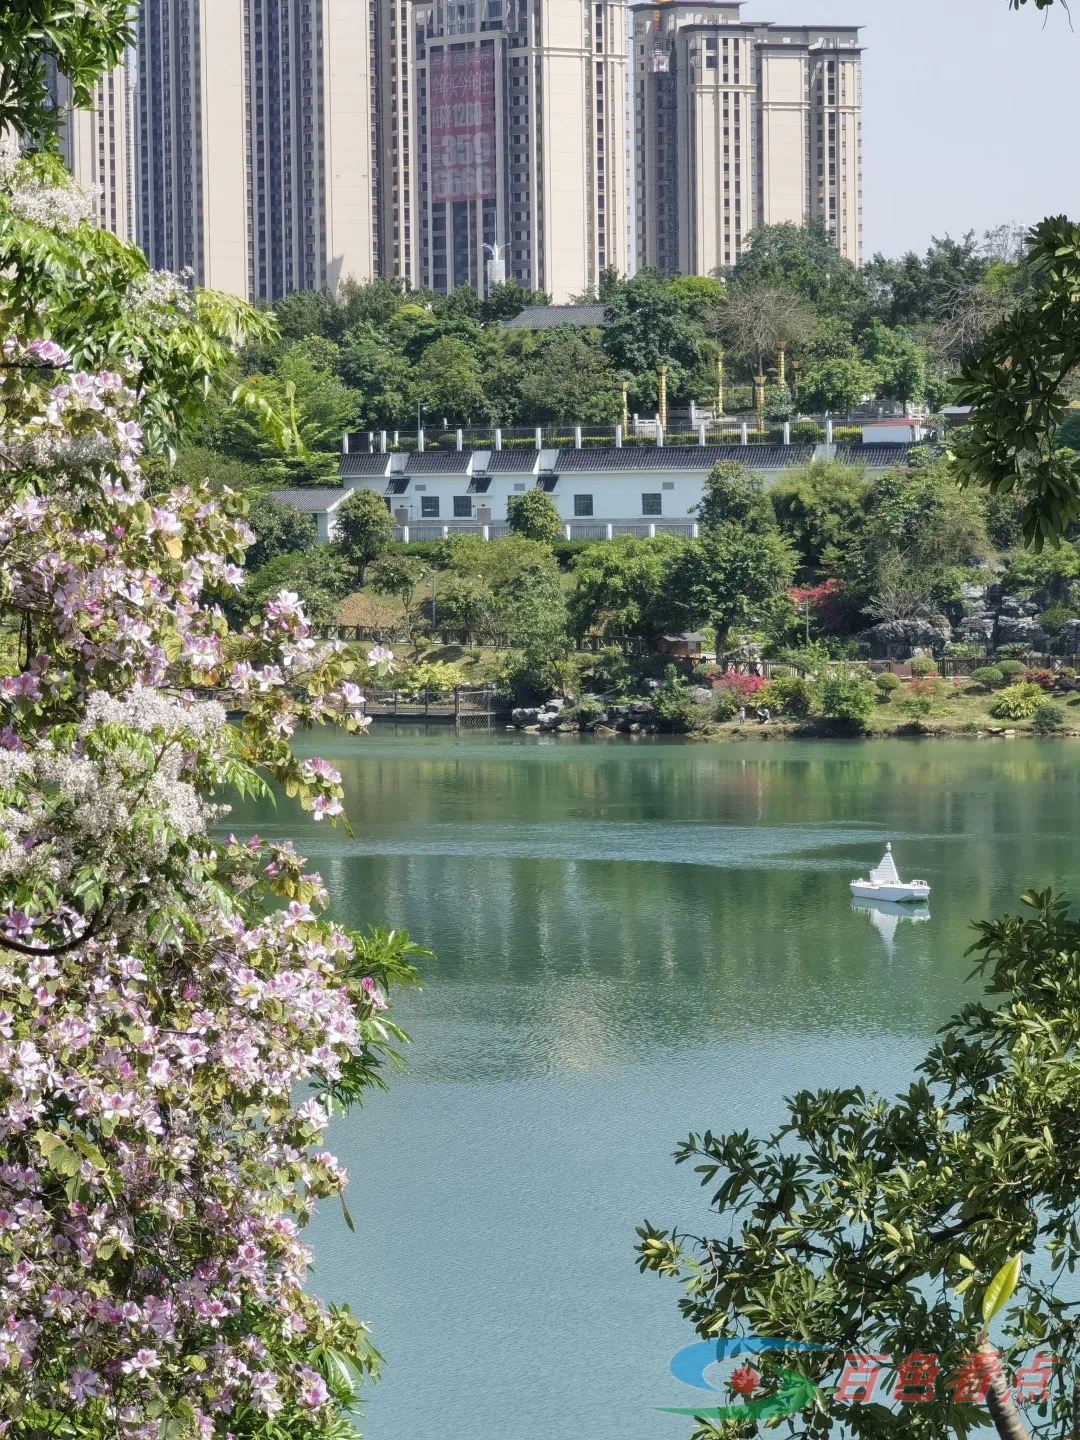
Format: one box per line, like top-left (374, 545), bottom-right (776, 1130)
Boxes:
top-left (234, 731), bottom-right (1080, 1440)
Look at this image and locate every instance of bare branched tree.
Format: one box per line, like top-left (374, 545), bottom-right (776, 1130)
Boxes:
top-left (866, 551), bottom-right (934, 623)
top-left (932, 278), bottom-right (1017, 364)
top-left (711, 288), bottom-right (816, 375)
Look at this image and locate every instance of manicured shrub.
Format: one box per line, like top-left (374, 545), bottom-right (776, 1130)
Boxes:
top-left (997, 659), bottom-right (1026, 680)
top-left (1032, 701), bottom-right (1067, 734)
top-left (971, 666), bottom-right (1005, 690)
top-left (759, 675), bottom-right (814, 718)
top-left (910, 657), bottom-right (939, 678)
top-left (816, 673), bottom-right (876, 728)
top-left (991, 682), bottom-right (1045, 720)
top-left (875, 672), bottom-right (901, 696)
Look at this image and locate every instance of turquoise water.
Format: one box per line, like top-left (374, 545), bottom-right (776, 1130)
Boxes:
top-left (235, 732), bottom-right (1080, 1439)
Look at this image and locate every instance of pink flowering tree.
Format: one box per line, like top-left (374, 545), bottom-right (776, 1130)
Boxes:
top-left (0, 125), bottom-right (422, 1440)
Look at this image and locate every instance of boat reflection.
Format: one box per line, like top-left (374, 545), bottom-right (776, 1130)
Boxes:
top-left (851, 897), bottom-right (931, 952)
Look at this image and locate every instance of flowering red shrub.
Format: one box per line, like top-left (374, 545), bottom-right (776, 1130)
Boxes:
top-left (1024, 668), bottom-right (1056, 691)
top-left (714, 672), bottom-right (769, 697)
top-left (789, 579), bottom-right (854, 633)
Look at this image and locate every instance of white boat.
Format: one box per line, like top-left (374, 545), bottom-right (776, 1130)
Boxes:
top-left (849, 844), bottom-right (930, 903)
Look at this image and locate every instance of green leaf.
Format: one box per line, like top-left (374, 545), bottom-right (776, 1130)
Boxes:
top-left (982, 1252), bottom-right (1023, 1325)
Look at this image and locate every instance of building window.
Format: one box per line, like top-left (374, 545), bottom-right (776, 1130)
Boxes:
top-left (453, 496), bottom-right (473, 518)
top-left (642, 493), bottom-right (662, 516)
top-left (574, 494), bottom-right (594, 516)
top-left (421, 495), bottom-right (440, 517)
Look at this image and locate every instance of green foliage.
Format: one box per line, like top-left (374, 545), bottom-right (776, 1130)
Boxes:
top-left (759, 675), bottom-right (814, 717)
top-left (395, 659), bottom-right (468, 696)
top-left (971, 665), bottom-right (1006, 690)
top-left (513, 327), bottom-right (621, 424)
top-left (650, 668), bottom-right (702, 732)
top-left (506, 488), bottom-right (563, 544)
top-left (243, 546), bottom-right (353, 629)
top-left (0, 1), bottom-right (134, 141)
top-left (569, 534), bottom-right (682, 638)
top-left (0, 156), bottom-right (279, 456)
top-left (1001, 541), bottom-right (1080, 596)
top-left (952, 217), bottom-right (1080, 546)
top-left (244, 494), bottom-right (318, 572)
top-left (729, 220), bottom-right (867, 321)
top-left (697, 461), bottom-right (773, 532)
top-left (990, 682), bottom-right (1045, 719)
top-left (637, 887), bottom-right (1080, 1440)
top-left (770, 462), bottom-right (868, 578)
top-left (910, 656), bottom-right (939, 678)
top-left (1031, 700), bottom-right (1066, 732)
top-left (997, 659), bottom-right (1026, 679)
top-left (412, 335), bottom-right (486, 422)
top-left (815, 671), bottom-right (875, 727)
top-left (601, 268), bottom-right (709, 408)
top-left (336, 488), bottom-right (394, 583)
top-left (875, 670), bottom-right (901, 694)
top-left (864, 231), bottom-right (990, 327)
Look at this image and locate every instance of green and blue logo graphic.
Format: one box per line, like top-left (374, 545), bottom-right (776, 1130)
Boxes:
top-left (660, 1335), bottom-right (826, 1421)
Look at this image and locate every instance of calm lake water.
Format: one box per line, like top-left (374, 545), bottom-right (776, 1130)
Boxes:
top-left (235, 731), bottom-right (1080, 1440)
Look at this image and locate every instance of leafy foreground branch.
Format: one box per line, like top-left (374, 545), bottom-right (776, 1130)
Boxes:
top-left (638, 890), bottom-right (1080, 1440)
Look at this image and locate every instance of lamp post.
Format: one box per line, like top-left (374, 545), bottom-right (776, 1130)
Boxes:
top-left (776, 347), bottom-right (786, 387)
top-left (619, 379), bottom-right (630, 432)
top-left (715, 350), bottom-right (725, 418)
top-left (416, 400), bottom-right (425, 438)
top-left (791, 359), bottom-right (801, 404)
top-left (657, 364), bottom-right (668, 431)
top-left (753, 373), bottom-right (766, 435)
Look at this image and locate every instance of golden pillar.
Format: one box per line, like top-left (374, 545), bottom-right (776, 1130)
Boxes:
top-left (790, 359), bottom-right (801, 403)
top-left (657, 364), bottom-right (668, 430)
top-left (715, 351), bottom-right (725, 418)
top-left (753, 373), bottom-right (766, 435)
top-left (776, 347), bottom-right (786, 386)
top-left (619, 379), bottom-right (630, 432)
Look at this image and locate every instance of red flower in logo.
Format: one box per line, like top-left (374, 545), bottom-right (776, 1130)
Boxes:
top-left (730, 1364), bottom-right (760, 1396)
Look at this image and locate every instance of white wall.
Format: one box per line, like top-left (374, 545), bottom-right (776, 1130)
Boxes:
top-left (340, 468), bottom-right (715, 522)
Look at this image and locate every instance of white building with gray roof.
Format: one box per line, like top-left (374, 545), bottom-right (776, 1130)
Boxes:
top-left (275, 433), bottom-right (913, 543)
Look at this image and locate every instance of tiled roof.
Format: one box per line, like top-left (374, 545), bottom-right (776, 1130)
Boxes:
top-left (340, 453), bottom-right (391, 477)
top-left (503, 304), bottom-right (608, 330)
top-left (385, 476), bottom-right (410, 495)
top-left (481, 449), bottom-right (540, 472)
top-left (467, 475), bottom-right (493, 493)
top-left (552, 444), bottom-right (815, 471)
top-left (404, 451), bottom-right (472, 474)
top-left (271, 488), bottom-right (345, 513)
top-left (835, 443), bottom-right (911, 468)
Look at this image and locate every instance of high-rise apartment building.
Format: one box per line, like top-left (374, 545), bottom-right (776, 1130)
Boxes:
top-left (135, 0), bottom-right (376, 300)
top-left (132, 0), bottom-right (627, 303)
top-left (50, 62), bottom-right (136, 242)
top-left (394, 0), bottom-right (628, 300)
top-left (632, 0), bottom-right (862, 274)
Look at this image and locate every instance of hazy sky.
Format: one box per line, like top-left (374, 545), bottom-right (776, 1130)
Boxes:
top-left (745, 0), bottom-right (1078, 259)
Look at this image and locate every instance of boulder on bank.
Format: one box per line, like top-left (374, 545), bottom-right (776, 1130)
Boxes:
top-left (863, 618), bottom-right (950, 658)
top-left (995, 614), bottom-right (1050, 651)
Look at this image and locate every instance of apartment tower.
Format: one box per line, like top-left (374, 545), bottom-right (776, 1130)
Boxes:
top-left (392, 0), bottom-right (628, 299)
top-left (50, 63), bottom-right (136, 242)
top-left (632, 0), bottom-right (862, 274)
top-left (135, 0), bottom-right (376, 300)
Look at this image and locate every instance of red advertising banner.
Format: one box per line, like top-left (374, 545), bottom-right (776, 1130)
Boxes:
top-left (428, 48), bottom-right (496, 202)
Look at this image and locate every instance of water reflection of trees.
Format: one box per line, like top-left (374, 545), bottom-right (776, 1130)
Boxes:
top-left (237, 736), bottom-right (1080, 1065)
